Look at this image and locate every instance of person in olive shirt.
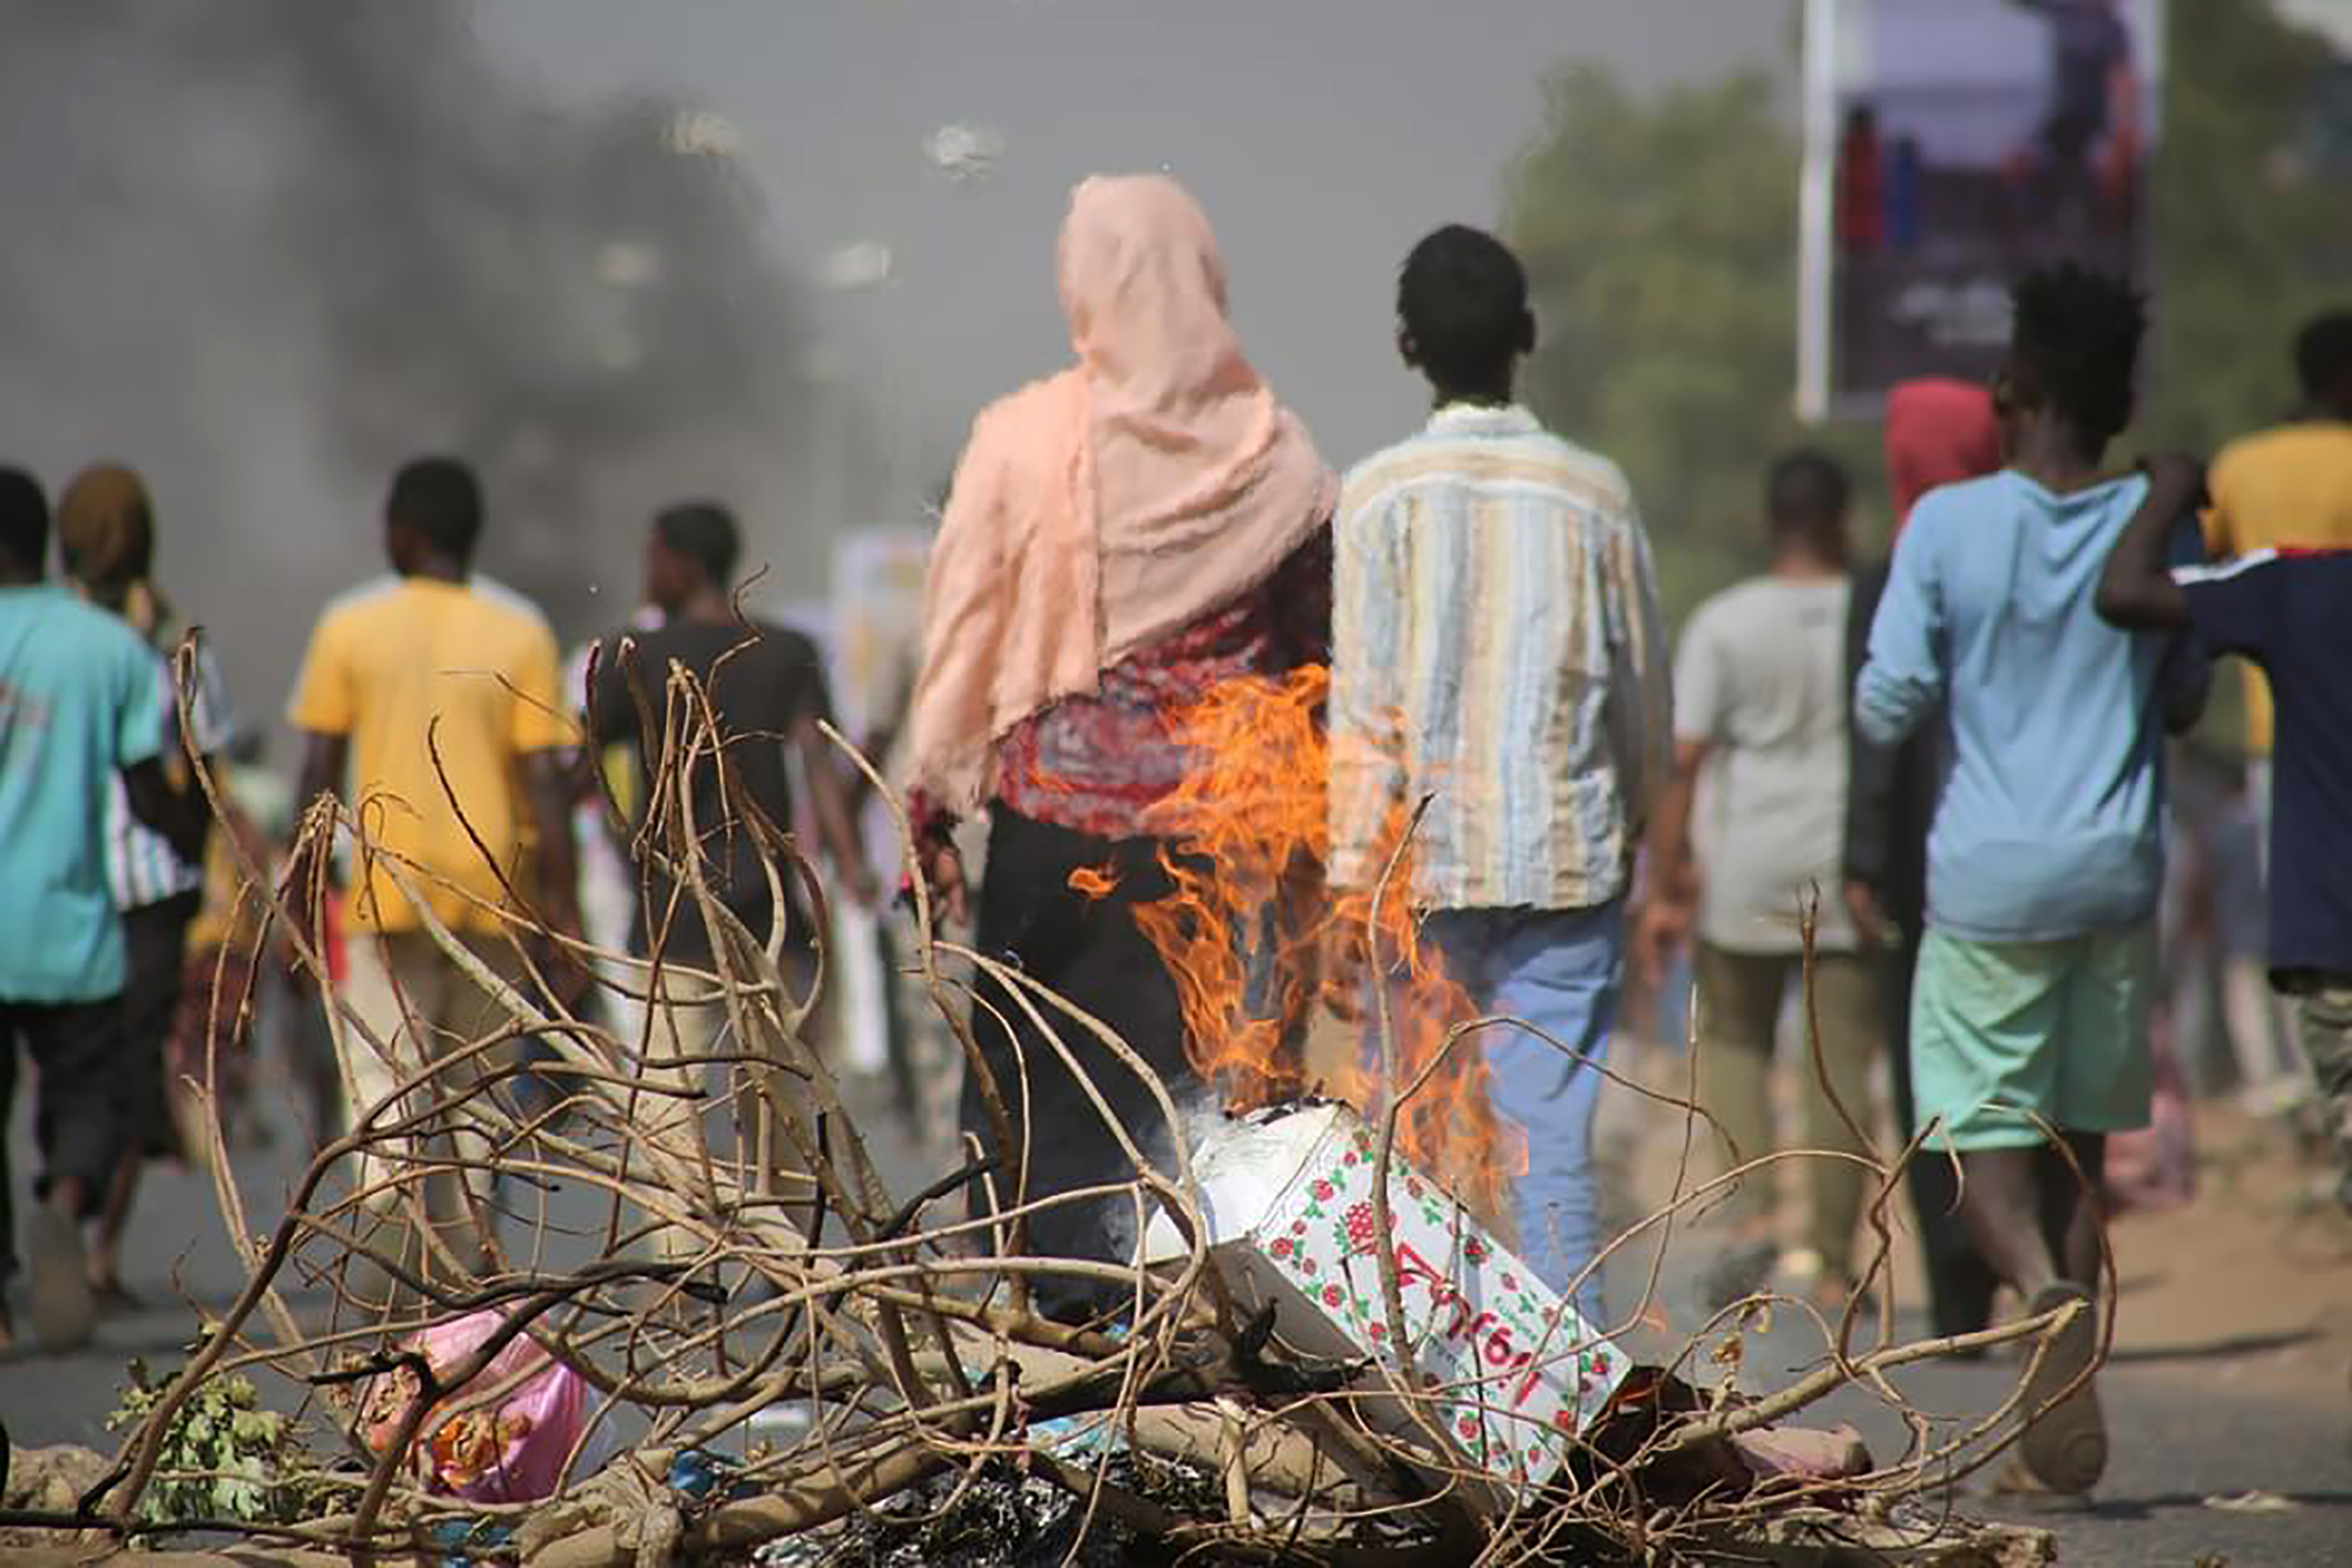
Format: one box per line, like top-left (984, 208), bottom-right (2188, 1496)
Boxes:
top-left (1638, 450), bottom-right (1878, 1315)
top-left (589, 504), bottom-right (877, 1226)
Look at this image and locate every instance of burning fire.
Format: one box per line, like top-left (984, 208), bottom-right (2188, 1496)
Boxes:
top-left (1067, 666), bottom-right (1525, 1220)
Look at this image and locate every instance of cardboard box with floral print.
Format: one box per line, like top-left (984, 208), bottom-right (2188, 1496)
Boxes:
top-left (1142, 1101), bottom-right (1626, 1503)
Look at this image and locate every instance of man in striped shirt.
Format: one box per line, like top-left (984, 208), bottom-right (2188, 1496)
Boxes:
top-left (1329, 224), bottom-right (1671, 1321)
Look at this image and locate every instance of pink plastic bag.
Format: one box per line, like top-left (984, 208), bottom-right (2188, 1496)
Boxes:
top-left (358, 1308), bottom-right (594, 1502)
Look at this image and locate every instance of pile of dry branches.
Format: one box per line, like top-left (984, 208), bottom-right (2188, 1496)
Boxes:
top-left (7, 661), bottom-right (2090, 1566)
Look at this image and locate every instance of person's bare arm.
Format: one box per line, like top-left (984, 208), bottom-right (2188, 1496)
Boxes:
top-left (2094, 454), bottom-right (2206, 632)
top-left (122, 756), bottom-right (207, 865)
top-left (1632, 737), bottom-right (1707, 983)
top-left (911, 809), bottom-right (971, 928)
top-left (295, 730), bottom-right (347, 820)
top-left (795, 720), bottom-right (880, 908)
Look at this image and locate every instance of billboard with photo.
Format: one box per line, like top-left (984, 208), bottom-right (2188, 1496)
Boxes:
top-left (1801, 0), bottom-right (2166, 414)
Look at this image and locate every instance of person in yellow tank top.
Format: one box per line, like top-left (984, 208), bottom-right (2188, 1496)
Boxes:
top-left (2202, 312), bottom-right (2352, 761)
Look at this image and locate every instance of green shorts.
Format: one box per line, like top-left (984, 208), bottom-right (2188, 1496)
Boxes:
top-left (1910, 922), bottom-right (2156, 1152)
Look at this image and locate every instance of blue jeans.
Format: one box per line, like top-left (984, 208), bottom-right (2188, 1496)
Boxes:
top-left (1422, 900), bottom-right (1624, 1325)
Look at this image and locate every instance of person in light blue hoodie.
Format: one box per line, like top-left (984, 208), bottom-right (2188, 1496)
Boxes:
top-left (1855, 264), bottom-right (2202, 1499)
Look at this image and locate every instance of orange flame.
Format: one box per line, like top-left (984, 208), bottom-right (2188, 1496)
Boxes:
top-left (1067, 864), bottom-right (1120, 902)
top-left (1064, 665), bottom-right (1524, 1220)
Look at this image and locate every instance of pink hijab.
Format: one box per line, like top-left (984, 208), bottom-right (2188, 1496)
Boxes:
top-left (1884, 377), bottom-right (2002, 536)
top-left (906, 174), bottom-right (1335, 811)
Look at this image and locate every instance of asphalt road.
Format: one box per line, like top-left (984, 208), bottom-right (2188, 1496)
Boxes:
top-left (1690, 1303), bottom-right (2352, 1566)
top-left (5, 1076), bottom-right (2349, 1564)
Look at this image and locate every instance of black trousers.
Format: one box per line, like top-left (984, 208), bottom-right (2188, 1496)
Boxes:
top-left (963, 808), bottom-right (1194, 1323)
top-left (0, 994), bottom-right (129, 1281)
top-left (122, 892), bottom-right (200, 1158)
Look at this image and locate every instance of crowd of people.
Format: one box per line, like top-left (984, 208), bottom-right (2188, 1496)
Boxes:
top-left (900, 180), bottom-right (2352, 1498)
top-left (3, 174), bottom-right (2346, 1504)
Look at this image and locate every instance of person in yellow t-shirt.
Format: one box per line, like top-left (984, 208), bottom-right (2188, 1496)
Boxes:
top-left (286, 456), bottom-right (579, 1291)
top-left (2202, 311), bottom-right (2352, 771)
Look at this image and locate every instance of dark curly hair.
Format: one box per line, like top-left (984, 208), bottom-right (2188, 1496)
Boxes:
top-left (2005, 263), bottom-right (2147, 446)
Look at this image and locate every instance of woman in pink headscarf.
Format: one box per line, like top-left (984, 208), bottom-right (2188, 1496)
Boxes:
top-left (905, 175), bottom-right (1334, 1319)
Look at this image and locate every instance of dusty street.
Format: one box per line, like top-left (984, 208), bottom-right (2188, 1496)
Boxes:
top-left (4, 1050), bottom-right (2348, 1564)
top-left (1597, 1047), bottom-right (2352, 1565)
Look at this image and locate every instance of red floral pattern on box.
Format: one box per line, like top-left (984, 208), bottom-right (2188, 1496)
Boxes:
top-left (1241, 1109), bottom-right (1627, 1495)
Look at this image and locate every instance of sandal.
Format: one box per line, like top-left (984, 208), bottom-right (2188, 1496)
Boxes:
top-left (2017, 1283), bottom-right (2106, 1495)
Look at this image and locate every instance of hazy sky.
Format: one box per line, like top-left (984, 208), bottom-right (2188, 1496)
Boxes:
top-left (474, 1), bottom-right (1799, 530)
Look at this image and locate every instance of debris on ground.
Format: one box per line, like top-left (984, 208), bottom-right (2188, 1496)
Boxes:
top-left (1, 694), bottom-right (2107, 1566)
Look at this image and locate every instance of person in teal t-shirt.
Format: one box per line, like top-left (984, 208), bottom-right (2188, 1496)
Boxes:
top-left (0, 467), bottom-right (204, 1352)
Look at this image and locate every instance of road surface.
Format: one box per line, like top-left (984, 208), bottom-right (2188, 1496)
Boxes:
top-left (4, 1058), bottom-right (2348, 1564)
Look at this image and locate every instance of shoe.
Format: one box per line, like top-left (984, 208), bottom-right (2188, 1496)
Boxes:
top-left (27, 1206), bottom-right (95, 1352)
top-left (1986, 1452), bottom-right (2096, 1512)
top-left (2017, 1283), bottom-right (2105, 1495)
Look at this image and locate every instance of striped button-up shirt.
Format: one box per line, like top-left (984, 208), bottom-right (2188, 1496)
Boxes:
top-left (1329, 404), bottom-right (1671, 912)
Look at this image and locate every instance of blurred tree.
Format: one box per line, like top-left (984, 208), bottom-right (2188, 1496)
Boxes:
top-left (1506, 3), bottom-right (2346, 625)
top-left (2141, 0), bottom-right (2347, 451)
top-left (2144, 0), bottom-right (2348, 751)
top-left (1507, 68), bottom-right (1878, 620)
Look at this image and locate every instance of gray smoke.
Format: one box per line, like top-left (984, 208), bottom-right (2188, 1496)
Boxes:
top-left (0, 1), bottom-right (847, 718)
